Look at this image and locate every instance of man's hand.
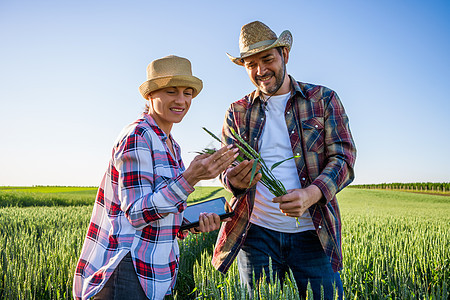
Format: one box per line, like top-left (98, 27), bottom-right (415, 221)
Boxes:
top-left (272, 185), bottom-right (323, 217)
top-left (226, 160), bottom-right (262, 190)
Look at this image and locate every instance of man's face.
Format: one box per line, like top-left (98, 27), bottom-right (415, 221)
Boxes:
top-left (243, 48), bottom-right (286, 95)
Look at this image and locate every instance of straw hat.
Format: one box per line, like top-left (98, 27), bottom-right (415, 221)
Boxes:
top-left (139, 55), bottom-right (203, 99)
top-left (227, 21), bottom-right (293, 66)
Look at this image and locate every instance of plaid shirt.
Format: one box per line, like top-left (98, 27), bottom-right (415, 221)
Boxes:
top-left (212, 76), bottom-right (356, 273)
top-left (73, 114), bottom-right (194, 300)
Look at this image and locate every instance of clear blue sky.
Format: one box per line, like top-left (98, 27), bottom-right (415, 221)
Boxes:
top-left (1, 0), bottom-right (449, 186)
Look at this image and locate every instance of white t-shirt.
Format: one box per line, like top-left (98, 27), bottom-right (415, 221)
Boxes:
top-left (250, 92), bottom-right (315, 233)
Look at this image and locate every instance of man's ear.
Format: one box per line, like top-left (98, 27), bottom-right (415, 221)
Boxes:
top-left (282, 47), bottom-right (289, 64)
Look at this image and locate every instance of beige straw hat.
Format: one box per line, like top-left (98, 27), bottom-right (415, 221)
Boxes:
top-left (227, 21), bottom-right (293, 66)
top-left (139, 55), bottom-right (203, 99)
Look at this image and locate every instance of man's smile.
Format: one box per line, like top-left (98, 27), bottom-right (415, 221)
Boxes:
top-left (256, 72), bottom-right (274, 84)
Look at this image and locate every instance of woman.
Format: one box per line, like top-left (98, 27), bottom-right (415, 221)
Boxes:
top-left (73, 55), bottom-right (238, 300)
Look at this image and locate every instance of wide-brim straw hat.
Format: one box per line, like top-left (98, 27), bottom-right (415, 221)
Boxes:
top-left (139, 55), bottom-right (203, 99)
top-left (227, 21), bottom-right (293, 66)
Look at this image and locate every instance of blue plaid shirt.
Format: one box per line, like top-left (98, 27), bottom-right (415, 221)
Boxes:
top-left (73, 114), bottom-right (194, 300)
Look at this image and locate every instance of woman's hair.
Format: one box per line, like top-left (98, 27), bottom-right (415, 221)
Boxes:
top-left (144, 101), bottom-right (150, 113)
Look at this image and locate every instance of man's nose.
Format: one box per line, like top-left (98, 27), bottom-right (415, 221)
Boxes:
top-left (257, 64), bottom-right (267, 75)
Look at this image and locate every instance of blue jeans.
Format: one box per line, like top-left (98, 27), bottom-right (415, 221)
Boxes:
top-left (237, 223), bottom-right (344, 299)
top-left (94, 252), bottom-right (148, 300)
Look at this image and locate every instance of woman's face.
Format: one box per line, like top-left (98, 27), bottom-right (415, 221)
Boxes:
top-left (148, 86), bottom-right (193, 133)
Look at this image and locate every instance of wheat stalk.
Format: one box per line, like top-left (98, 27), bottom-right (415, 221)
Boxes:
top-left (201, 127), bottom-right (301, 225)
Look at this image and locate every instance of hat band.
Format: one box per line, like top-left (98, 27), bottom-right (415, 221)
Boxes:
top-left (240, 39), bottom-right (276, 55)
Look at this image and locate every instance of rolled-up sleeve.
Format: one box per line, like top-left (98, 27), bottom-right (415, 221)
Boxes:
top-left (220, 105), bottom-right (250, 197)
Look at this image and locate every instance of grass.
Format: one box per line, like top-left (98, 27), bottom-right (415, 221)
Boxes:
top-left (0, 186), bottom-right (98, 193)
top-left (0, 206), bottom-right (91, 299)
top-left (338, 189), bottom-right (449, 299)
top-left (0, 186), bottom-right (448, 299)
top-left (187, 186), bottom-right (232, 203)
top-left (0, 189), bottom-right (97, 207)
top-left (0, 185), bottom-right (231, 207)
top-left (170, 188), bottom-right (449, 299)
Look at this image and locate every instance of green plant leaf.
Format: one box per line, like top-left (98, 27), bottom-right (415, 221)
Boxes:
top-left (249, 158), bottom-right (260, 188)
top-left (202, 127), bottom-right (289, 200)
top-left (270, 155), bottom-right (301, 171)
top-left (201, 127), bottom-right (247, 163)
top-left (229, 127), bottom-right (261, 160)
top-left (202, 127), bottom-right (223, 144)
top-left (188, 287), bottom-right (198, 295)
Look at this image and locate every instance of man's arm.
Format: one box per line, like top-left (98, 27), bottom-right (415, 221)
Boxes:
top-left (219, 105), bottom-right (262, 195)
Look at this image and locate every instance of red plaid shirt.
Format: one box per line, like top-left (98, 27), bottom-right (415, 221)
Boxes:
top-left (73, 114), bottom-right (194, 300)
top-left (212, 76), bottom-right (356, 273)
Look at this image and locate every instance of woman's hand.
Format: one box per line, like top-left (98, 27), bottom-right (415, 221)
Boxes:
top-left (189, 212), bottom-right (231, 234)
top-left (182, 144), bottom-right (238, 186)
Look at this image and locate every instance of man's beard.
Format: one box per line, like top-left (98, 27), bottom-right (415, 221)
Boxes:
top-left (256, 65), bottom-right (286, 95)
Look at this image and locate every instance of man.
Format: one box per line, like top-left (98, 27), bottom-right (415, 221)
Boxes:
top-left (212, 21), bottom-right (356, 299)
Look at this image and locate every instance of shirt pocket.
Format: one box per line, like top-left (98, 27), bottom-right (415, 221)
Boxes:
top-left (301, 117), bottom-right (325, 153)
top-left (153, 165), bottom-right (176, 189)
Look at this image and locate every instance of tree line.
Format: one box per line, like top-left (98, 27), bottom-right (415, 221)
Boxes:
top-left (349, 182), bottom-right (450, 192)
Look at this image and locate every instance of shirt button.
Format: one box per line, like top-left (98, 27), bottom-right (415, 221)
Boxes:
top-left (291, 130), bottom-right (295, 134)
top-left (261, 117), bottom-right (264, 120)
top-left (318, 225), bottom-right (322, 229)
top-left (287, 111), bottom-right (290, 114)
top-left (302, 178), bottom-right (306, 181)
top-left (254, 137), bottom-right (257, 140)
top-left (315, 125), bottom-right (319, 128)
top-left (296, 153), bottom-right (300, 156)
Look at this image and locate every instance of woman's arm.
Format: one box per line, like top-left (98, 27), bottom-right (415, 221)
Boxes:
top-left (115, 132), bottom-right (238, 230)
top-left (114, 133), bottom-right (192, 230)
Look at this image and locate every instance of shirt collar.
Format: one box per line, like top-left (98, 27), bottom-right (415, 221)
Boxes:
top-left (251, 75), bottom-right (306, 105)
top-left (143, 113), bottom-right (170, 142)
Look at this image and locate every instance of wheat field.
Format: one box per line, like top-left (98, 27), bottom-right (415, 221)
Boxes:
top-left (0, 186), bottom-right (448, 299)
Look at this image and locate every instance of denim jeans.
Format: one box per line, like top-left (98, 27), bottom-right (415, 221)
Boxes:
top-left (94, 252), bottom-right (148, 300)
top-left (237, 223), bottom-right (344, 299)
